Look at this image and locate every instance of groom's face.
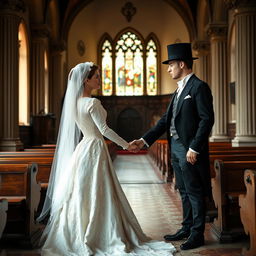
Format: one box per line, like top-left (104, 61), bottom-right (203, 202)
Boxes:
top-left (167, 60), bottom-right (183, 80)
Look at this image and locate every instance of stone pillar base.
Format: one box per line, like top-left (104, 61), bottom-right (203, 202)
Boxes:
top-left (232, 136), bottom-right (256, 147)
top-left (0, 138), bottom-right (23, 151)
top-left (210, 135), bottom-right (231, 142)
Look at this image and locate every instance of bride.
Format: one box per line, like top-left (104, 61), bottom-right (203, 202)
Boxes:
top-left (37, 62), bottom-right (176, 255)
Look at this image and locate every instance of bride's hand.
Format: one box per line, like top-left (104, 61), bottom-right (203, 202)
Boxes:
top-left (127, 141), bottom-right (140, 153)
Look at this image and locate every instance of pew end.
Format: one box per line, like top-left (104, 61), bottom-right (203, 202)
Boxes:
top-left (239, 169), bottom-right (256, 256)
top-left (0, 163), bottom-right (42, 248)
top-left (210, 160), bottom-right (256, 242)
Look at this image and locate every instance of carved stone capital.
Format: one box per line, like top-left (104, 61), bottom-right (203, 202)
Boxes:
top-left (50, 40), bottom-right (67, 53)
top-left (192, 40), bottom-right (210, 56)
top-left (31, 24), bottom-right (51, 38)
top-left (225, 0), bottom-right (256, 9)
top-left (224, 0), bottom-right (240, 9)
top-left (207, 24), bottom-right (228, 40)
top-left (0, 0), bottom-right (26, 13)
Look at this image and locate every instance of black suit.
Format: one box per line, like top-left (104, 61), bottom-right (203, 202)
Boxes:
top-left (143, 74), bottom-right (214, 237)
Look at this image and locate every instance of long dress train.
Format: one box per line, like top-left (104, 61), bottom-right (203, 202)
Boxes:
top-left (40, 97), bottom-right (175, 256)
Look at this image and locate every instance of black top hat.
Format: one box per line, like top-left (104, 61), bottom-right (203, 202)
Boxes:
top-left (162, 43), bottom-right (198, 64)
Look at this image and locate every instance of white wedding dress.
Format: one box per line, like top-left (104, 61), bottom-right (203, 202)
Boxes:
top-left (41, 97), bottom-right (175, 256)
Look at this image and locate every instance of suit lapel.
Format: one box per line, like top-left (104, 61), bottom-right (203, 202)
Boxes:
top-left (168, 90), bottom-right (178, 111)
top-left (175, 75), bottom-right (195, 116)
top-left (166, 90), bottom-right (178, 124)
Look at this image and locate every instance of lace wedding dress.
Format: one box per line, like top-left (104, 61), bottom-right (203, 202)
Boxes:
top-left (41, 97), bottom-right (175, 256)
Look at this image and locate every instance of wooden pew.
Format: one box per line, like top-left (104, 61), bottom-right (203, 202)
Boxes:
top-left (0, 151), bottom-right (54, 158)
top-left (148, 141), bottom-right (157, 164)
top-left (211, 160), bottom-right (256, 242)
top-left (31, 144), bottom-right (56, 149)
top-left (148, 140), bottom-right (173, 182)
top-left (24, 148), bottom-right (55, 152)
top-left (0, 157), bottom-right (53, 217)
top-left (0, 163), bottom-right (41, 245)
top-left (163, 142), bottom-right (173, 183)
top-left (210, 149), bottom-right (256, 155)
top-left (210, 154), bottom-right (256, 178)
top-left (0, 158), bottom-right (52, 185)
top-left (0, 199), bottom-right (8, 238)
top-left (209, 142), bottom-right (256, 150)
top-left (158, 140), bottom-right (167, 176)
top-left (239, 169), bottom-right (256, 256)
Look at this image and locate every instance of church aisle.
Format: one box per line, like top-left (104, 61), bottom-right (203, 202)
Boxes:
top-left (1, 154), bottom-right (248, 256)
top-left (115, 154), bottom-right (248, 256)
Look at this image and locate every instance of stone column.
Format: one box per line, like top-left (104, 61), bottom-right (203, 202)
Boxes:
top-left (0, 0), bottom-right (25, 151)
top-left (30, 24), bottom-right (49, 115)
top-left (192, 40), bottom-right (211, 85)
top-left (207, 24), bottom-right (230, 142)
top-left (231, 1), bottom-right (256, 146)
top-left (49, 41), bottom-right (66, 138)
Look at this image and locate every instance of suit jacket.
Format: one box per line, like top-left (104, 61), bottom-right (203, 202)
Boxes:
top-left (143, 74), bottom-right (214, 196)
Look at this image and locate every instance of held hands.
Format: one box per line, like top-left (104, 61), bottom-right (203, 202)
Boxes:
top-left (186, 149), bottom-right (198, 165)
top-left (127, 139), bottom-right (145, 153)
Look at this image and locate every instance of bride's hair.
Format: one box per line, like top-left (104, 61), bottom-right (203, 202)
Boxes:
top-left (87, 64), bottom-right (99, 79)
top-left (37, 62), bottom-right (97, 225)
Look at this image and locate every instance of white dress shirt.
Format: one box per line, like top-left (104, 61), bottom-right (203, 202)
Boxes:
top-left (176, 72), bottom-right (194, 98)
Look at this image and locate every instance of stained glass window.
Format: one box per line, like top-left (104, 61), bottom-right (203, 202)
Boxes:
top-left (146, 39), bottom-right (157, 95)
top-left (115, 32), bottom-right (143, 95)
top-left (102, 40), bottom-right (113, 96)
top-left (100, 31), bottom-right (159, 96)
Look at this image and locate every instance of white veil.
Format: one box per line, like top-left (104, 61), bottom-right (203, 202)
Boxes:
top-left (37, 62), bottom-right (94, 222)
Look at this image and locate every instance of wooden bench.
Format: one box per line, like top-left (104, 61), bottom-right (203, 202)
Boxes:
top-left (0, 157), bottom-right (53, 216)
top-left (210, 149), bottom-right (256, 155)
top-left (0, 151), bottom-right (54, 158)
top-left (209, 154), bottom-right (256, 178)
top-left (24, 148), bottom-right (55, 152)
top-left (211, 160), bottom-right (256, 242)
top-left (0, 199), bottom-right (8, 238)
top-left (148, 141), bottom-right (157, 164)
top-left (239, 169), bottom-right (256, 256)
top-left (0, 163), bottom-right (41, 245)
top-left (148, 140), bottom-right (173, 182)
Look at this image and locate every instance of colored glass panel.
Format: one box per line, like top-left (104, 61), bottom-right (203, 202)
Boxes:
top-left (102, 40), bottom-right (113, 95)
top-left (146, 39), bottom-right (157, 95)
top-left (115, 31), bottom-right (143, 95)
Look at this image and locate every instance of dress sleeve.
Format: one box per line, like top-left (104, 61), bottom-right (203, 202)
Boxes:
top-left (89, 98), bottom-right (129, 149)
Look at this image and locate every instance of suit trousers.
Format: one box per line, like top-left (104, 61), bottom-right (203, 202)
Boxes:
top-left (171, 137), bottom-right (205, 237)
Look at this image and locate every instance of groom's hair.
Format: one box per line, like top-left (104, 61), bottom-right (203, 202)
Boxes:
top-left (182, 59), bottom-right (193, 69)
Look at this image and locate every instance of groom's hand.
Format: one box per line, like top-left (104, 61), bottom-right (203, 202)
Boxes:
top-left (127, 139), bottom-right (145, 153)
top-left (127, 142), bottom-right (139, 152)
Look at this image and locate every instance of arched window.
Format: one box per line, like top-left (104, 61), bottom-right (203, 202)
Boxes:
top-left (100, 29), bottom-right (159, 96)
top-left (146, 39), bottom-right (158, 95)
top-left (115, 31), bottom-right (143, 96)
top-left (18, 22), bottom-right (29, 125)
top-left (102, 39), bottom-right (113, 96)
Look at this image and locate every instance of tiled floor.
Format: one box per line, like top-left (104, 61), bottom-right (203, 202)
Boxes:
top-left (115, 154), bottom-right (249, 256)
top-left (1, 154), bottom-right (249, 256)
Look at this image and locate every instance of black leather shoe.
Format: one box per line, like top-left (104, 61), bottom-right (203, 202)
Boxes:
top-left (164, 229), bottom-right (190, 241)
top-left (180, 236), bottom-right (204, 250)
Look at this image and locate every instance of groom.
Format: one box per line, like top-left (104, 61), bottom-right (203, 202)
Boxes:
top-left (132, 43), bottom-right (214, 250)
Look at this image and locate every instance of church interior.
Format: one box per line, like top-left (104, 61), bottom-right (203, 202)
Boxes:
top-left (0, 0), bottom-right (256, 255)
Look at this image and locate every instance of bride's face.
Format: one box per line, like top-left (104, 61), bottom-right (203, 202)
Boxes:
top-left (86, 69), bottom-right (101, 90)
